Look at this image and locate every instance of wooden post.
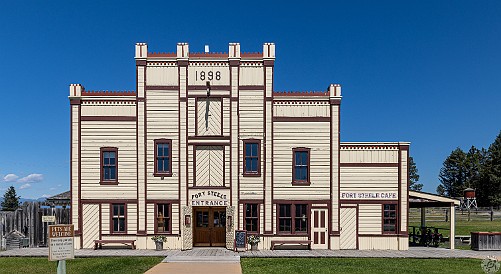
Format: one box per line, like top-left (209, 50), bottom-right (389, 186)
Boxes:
top-left (420, 208), bottom-right (426, 228)
top-left (450, 205), bottom-right (455, 250)
top-left (490, 206), bottom-right (494, 222)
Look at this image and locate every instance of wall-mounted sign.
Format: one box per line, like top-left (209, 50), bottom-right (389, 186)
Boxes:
top-left (190, 189), bottom-right (229, 206)
top-left (48, 224), bottom-right (74, 261)
top-left (341, 191), bottom-right (398, 200)
top-left (42, 215), bottom-right (56, 223)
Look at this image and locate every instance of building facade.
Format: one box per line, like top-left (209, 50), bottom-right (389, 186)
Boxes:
top-left (69, 42), bottom-right (410, 250)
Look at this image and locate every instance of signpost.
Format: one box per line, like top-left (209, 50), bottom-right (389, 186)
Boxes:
top-left (48, 224), bottom-right (74, 274)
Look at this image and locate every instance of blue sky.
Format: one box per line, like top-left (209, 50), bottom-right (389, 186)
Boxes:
top-left (0, 1), bottom-right (500, 199)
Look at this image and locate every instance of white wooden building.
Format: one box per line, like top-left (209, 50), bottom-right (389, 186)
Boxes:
top-left (69, 42), bottom-right (410, 250)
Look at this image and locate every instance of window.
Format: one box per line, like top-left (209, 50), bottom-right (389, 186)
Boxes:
top-left (292, 148), bottom-right (310, 185)
top-left (243, 140), bottom-right (260, 176)
top-left (383, 204), bottom-right (397, 234)
top-left (244, 204), bottom-right (259, 233)
top-left (156, 204), bottom-right (171, 233)
top-left (101, 147), bottom-right (118, 184)
top-left (154, 139), bottom-right (172, 176)
top-left (278, 203), bottom-right (308, 234)
top-left (111, 204), bottom-right (126, 233)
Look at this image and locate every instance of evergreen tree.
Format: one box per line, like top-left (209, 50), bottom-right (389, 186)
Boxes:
top-left (408, 156), bottom-right (423, 191)
top-left (437, 147), bottom-right (467, 197)
top-left (1, 186), bottom-right (20, 211)
top-left (481, 131), bottom-right (501, 206)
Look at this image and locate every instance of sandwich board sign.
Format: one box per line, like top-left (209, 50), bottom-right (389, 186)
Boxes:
top-left (48, 224), bottom-right (74, 262)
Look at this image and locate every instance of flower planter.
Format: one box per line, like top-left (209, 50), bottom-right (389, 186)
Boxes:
top-left (155, 241), bottom-right (163, 251)
top-left (250, 244), bottom-right (258, 251)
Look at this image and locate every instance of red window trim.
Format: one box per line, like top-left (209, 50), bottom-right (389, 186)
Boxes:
top-left (276, 203), bottom-right (309, 235)
top-left (382, 204), bottom-right (398, 234)
top-left (100, 147), bottom-right (118, 185)
top-left (243, 203), bottom-right (260, 234)
top-left (243, 139), bottom-right (261, 177)
top-left (292, 148), bottom-right (310, 185)
top-left (110, 203), bottom-right (127, 234)
top-left (154, 203), bottom-right (172, 234)
top-left (154, 139), bottom-right (173, 177)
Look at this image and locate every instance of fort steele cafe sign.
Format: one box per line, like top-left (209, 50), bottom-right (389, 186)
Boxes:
top-left (341, 191), bottom-right (398, 200)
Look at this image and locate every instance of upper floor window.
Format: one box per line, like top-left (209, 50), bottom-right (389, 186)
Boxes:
top-left (383, 204), bottom-right (397, 234)
top-left (111, 203), bottom-right (126, 233)
top-left (154, 139), bottom-right (172, 176)
top-left (243, 140), bottom-right (260, 176)
top-left (292, 148), bottom-right (310, 185)
top-left (101, 147), bottom-right (118, 184)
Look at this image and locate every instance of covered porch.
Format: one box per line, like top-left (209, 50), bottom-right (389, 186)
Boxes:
top-left (409, 191), bottom-right (460, 249)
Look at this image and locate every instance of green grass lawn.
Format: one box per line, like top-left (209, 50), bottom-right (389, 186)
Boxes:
top-left (241, 258), bottom-right (484, 274)
top-left (409, 219), bottom-right (501, 237)
top-left (0, 257), bottom-right (163, 274)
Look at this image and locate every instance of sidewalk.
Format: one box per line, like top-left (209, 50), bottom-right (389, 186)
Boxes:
top-left (1, 246), bottom-right (500, 259)
top-left (145, 255), bottom-right (242, 274)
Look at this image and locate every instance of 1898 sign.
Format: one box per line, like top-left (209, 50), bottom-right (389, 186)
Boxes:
top-left (196, 70), bottom-right (221, 81)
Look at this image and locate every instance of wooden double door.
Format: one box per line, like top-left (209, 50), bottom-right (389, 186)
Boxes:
top-left (193, 207), bottom-right (226, 247)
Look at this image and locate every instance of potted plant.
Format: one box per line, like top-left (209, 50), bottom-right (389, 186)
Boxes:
top-left (248, 235), bottom-right (260, 251)
top-left (151, 235), bottom-right (167, 251)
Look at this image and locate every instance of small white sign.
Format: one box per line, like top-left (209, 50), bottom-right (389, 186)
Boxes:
top-left (48, 224), bottom-right (74, 261)
top-left (341, 191), bottom-right (398, 200)
top-left (42, 215), bottom-right (56, 223)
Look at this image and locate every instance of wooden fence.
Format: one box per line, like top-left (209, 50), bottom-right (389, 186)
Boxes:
top-left (1, 202), bottom-right (70, 250)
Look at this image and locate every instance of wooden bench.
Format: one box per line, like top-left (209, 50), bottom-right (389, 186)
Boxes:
top-left (271, 240), bottom-right (312, 250)
top-left (94, 240), bottom-right (136, 250)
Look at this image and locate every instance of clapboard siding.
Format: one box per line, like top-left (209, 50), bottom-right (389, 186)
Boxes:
top-left (223, 98), bottom-right (230, 136)
top-left (239, 90), bottom-right (264, 134)
top-left (358, 204), bottom-right (382, 234)
top-left (80, 121), bottom-right (137, 199)
top-left (273, 103), bottom-right (329, 117)
top-left (81, 104), bottom-right (136, 116)
top-left (146, 66), bottom-right (178, 86)
top-left (340, 167), bottom-right (398, 192)
top-left (239, 66), bottom-right (264, 86)
top-left (102, 203), bottom-right (110, 233)
top-left (273, 121), bottom-right (330, 199)
top-left (340, 148), bottom-right (399, 163)
top-left (127, 204), bottom-right (138, 232)
top-left (146, 90), bottom-right (179, 200)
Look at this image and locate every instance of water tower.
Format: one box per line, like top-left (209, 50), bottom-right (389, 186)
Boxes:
top-left (460, 188), bottom-right (478, 210)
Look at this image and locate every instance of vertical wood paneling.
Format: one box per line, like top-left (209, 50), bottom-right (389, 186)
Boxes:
top-left (195, 146), bottom-right (224, 186)
top-left (197, 98), bottom-right (222, 136)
